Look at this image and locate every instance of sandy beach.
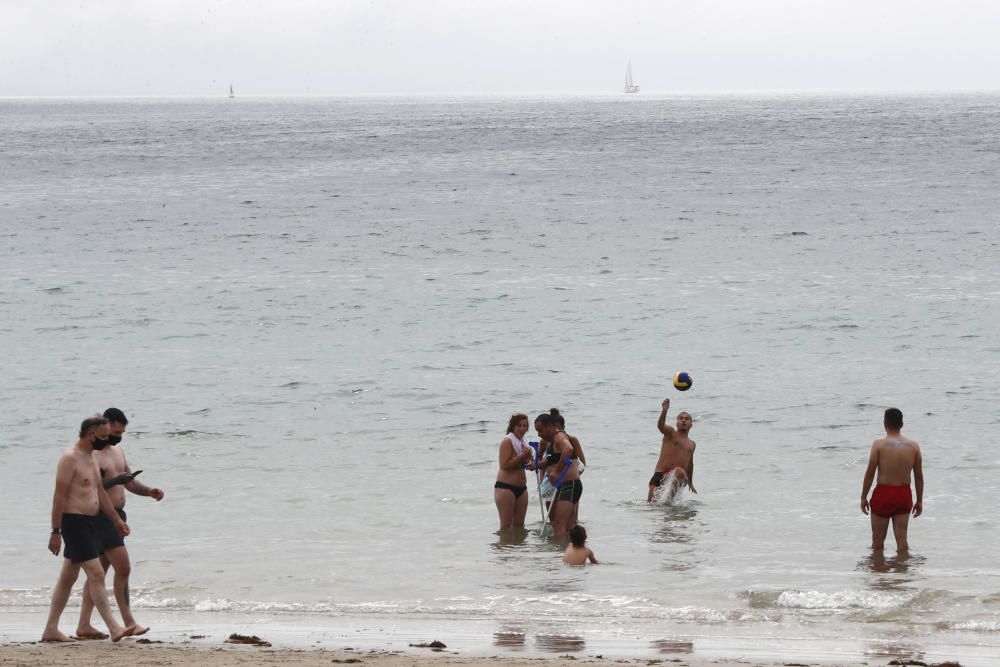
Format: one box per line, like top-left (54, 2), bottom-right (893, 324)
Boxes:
top-left (0, 642), bottom-right (893, 667)
top-left (0, 606), bottom-right (981, 667)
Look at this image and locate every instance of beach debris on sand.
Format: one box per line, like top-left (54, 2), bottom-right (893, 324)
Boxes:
top-left (408, 640), bottom-right (447, 651)
top-left (225, 633), bottom-right (272, 647)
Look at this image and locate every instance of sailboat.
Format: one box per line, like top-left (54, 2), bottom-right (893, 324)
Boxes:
top-left (229, 84), bottom-right (235, 99)
top-left (624, 61), bottom-right (640, 94)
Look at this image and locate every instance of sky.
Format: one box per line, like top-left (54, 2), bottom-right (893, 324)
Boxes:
top-left (2, 0), bottom-right (999, 96)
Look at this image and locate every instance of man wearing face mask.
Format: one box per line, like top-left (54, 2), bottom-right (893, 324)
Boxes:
top-left (75, 408), bottom-right (164, 639)
top-left (42, 416), bottom-right (135, 642)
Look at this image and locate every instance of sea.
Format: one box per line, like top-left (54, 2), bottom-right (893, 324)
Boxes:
top-left (1, 93), bottom-right (998, 665)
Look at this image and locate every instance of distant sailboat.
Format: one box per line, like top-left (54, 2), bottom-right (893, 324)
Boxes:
top-left (624, 61), bottom-right (640, 94)
top-left (229, 84), bottom-right (235, 99)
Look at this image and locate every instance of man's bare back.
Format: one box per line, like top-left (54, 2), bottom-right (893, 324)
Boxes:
top-left (871, 435), bottom-right (920, 486)
top-left (860, 408), bottom-right (924, 551)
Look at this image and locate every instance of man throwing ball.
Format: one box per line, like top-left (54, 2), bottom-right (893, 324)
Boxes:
top-left (647, 399), bottom-right (697, 502)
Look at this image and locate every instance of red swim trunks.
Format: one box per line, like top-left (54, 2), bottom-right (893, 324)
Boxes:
top-left (869, 484), bottom-right (913, 517)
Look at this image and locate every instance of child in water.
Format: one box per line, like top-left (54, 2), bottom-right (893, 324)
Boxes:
top-left (562, 525), bottom-right (598, 565)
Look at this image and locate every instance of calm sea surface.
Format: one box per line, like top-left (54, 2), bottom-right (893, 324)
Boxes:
top-left (1, 94), bottom-right (998, 663)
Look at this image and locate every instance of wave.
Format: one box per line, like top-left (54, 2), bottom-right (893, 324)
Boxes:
top-left (0, 588), bottom-right (774, 624)
top-left (950, 619), bottom-right (1000, 632)
top-left (748, 588), bottom-right (915, 611)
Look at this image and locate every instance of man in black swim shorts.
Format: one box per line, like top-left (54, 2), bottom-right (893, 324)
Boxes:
top-left (42, 416), bottom-right (136, 643)
top-left (76, 408), bottom-right (163, 639)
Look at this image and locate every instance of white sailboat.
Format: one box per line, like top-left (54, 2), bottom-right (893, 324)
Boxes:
top-left (229, 84), bottom-right (235, 99)
top-left (624, 61), bottom-right (640, 94)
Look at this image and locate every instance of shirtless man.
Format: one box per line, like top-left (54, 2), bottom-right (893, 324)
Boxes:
top-left (77, 408), bottom-right (164, 638)
top-left (42, 415), bottom-right (136, 643)
top-left (860, 408), bottom-right (923, 551)
top-left (647, 399), bottom-right (697, 503)
top-left (536, 412), bottom-right (581, 538)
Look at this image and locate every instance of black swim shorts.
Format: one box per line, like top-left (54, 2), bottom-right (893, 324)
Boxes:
top-left (94, 507), bottom-right (127, 551)
top-left (61, 513), bottom-right (102, 564)
top-left (555, 479), bottom-right (583, 504)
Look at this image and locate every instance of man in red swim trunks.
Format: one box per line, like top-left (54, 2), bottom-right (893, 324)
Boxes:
top-left (860, 408), bottom-right (924, 551)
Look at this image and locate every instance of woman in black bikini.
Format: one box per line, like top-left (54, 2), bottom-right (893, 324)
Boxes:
top-left (494, 413), bottom-right (533, 530)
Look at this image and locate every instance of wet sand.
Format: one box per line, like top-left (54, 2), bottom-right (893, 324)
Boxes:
top-left (0, 608), bottom-right (978, 666)
top-left (0, 642), bottom-right (870, 667)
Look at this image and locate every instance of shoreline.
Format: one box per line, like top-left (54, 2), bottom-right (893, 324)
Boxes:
top-left (0, 644), bottom-right (863, 667)
top-left (0, 608), bottom-right (987, 667)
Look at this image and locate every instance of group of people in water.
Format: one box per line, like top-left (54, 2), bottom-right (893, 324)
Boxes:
top-left (494, 400), bottom-right (925, 563)
top-left (494, 399), bottom-right (698, 562)
top-left (42, 409), bottom-right (164, 643)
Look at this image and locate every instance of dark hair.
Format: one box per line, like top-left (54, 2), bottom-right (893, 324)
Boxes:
top-left (79, 415), bottom-right (109, 438)
top-left (569, 524), bottom-right (587, 547)
top-left (549, 408), bottom-right (565, 428)
top-left (884, 408), bottom-right (903, 430)
top-left (506, 413), bottom-right (528, 434)
top-left (103, 407), bottom-right (129, 426)
top-left (535, 413), bottom-right (557, 427)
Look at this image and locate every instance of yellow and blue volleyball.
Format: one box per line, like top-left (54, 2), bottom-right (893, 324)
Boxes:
top-left (673, 371), bottom-right (693, 391)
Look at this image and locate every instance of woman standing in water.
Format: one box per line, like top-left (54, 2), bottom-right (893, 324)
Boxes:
top-left (494, 413), bottom-right (534, 530)
top-left (536, 412), bottom-right (582, 538)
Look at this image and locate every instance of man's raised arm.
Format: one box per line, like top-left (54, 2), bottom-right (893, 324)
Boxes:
top-left (657, 399), bottom-right (675, 436)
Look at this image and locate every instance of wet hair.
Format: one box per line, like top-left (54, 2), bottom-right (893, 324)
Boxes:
top-left (79, 415), bottom-right (109, 438)
top-left (569, 525), bottom-right (587, 547)
top-left (884, 408), bottom-right (903, 430)
top-left (535, 413), bottom-right (557, 427)
top-left (549, 408), bottom-right (565, 428)
top-left (103, 407), bottom-right (128, 426)
top-left (506, 413), bottom-right (528, 434)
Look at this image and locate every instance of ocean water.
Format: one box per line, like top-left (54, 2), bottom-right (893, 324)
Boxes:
top-left (1, 94), bottom-right (998, 663)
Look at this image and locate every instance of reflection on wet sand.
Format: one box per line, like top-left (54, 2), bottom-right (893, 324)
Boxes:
top-left (535, 633), bottom-right (586, 652)
top-left (864, 640), bottom-right (925, 663)
top-left (493, 628), bottom-right (526, 649)
top-left (652, 638), bottom-right (694, 654)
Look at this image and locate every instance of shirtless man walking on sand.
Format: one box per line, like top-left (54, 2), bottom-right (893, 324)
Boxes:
top-left (76, 407), bottom-right (164, 639)
top-left (42, 415), bottom-right (136, 643)
top-left (647, 399), bottom-right (697, 503)
top-left (861, 408), bottom-right (923, 551)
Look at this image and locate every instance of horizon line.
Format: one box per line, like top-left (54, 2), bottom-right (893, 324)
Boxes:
top-left (2, 87), bottom-right (999, 101)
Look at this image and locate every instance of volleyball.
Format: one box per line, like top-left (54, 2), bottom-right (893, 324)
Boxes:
top-left (673, 371), bottom-right (693, 391)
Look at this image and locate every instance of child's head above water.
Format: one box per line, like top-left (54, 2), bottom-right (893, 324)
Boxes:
top-left (569, 525), bottom-right (587, 548)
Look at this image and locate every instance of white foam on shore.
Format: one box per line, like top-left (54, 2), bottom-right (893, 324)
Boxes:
top-left (776, 589), bottom-right (913, 610)
top-left (952, 619), bottom-right (1000, 632)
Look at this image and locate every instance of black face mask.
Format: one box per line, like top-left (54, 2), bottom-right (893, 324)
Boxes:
top-left (107, 434), bottom-right (123, 446)
top-left (92, 436), bottom-right (112, 450)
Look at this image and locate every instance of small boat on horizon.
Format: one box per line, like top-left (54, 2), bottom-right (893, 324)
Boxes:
top-left (624, 61), bottom-right (640, 94)
top-left (229, 84), bottom-right (235, 99)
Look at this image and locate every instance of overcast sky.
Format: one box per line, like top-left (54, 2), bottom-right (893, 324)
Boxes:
top-left (2, 0), bottom-right (999, 96)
